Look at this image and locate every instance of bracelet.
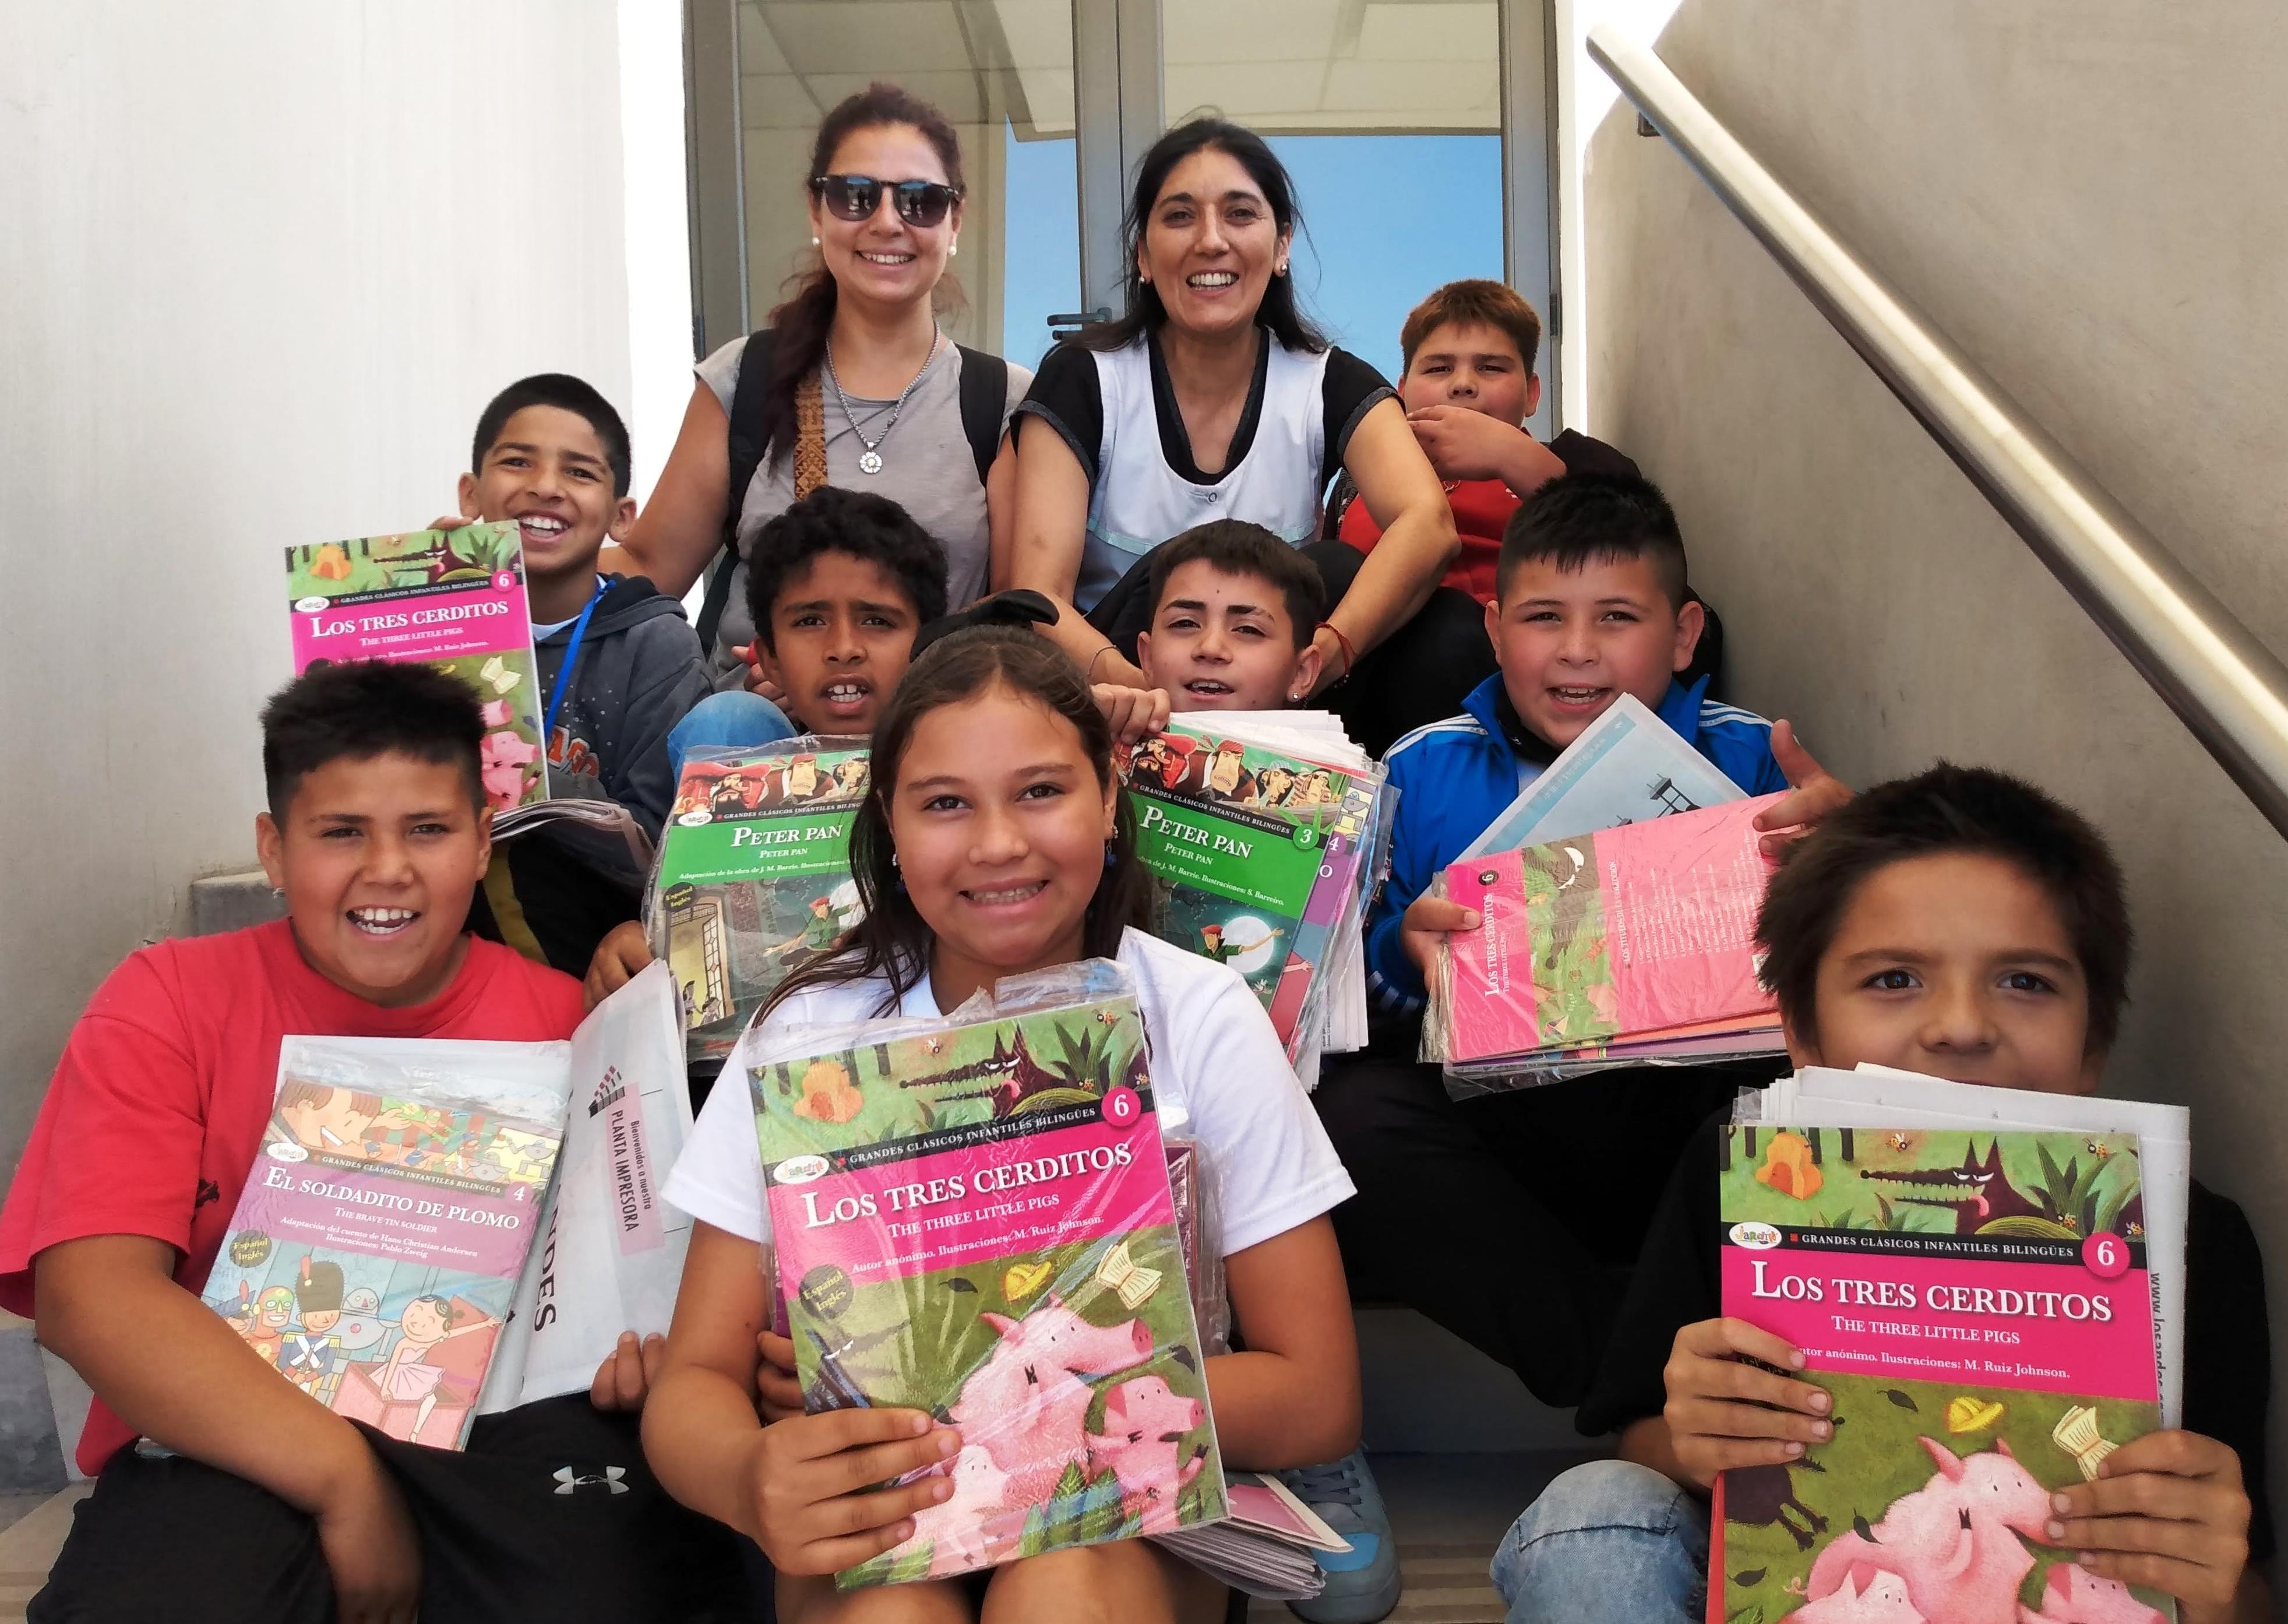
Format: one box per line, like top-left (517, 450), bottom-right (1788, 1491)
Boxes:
top-left (1087, 643), bottom-right (1123, 684)
top-left (1321, 622), bottom-right (1358, 680)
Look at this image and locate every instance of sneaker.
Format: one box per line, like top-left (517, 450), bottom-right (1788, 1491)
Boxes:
top-left (1278, 1447), bottom-right (1402, 1623)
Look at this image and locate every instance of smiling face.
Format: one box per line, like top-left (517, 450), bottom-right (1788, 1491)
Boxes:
top-left (1136, 559), bottom-right (1318, 711)
top-left (1487, 553), bottom-right (1701, 748)
top-left (1787, 852), bottom-right (2102, 1095)
top-left (1137, 146), bottom-right (1288, 343)
top-left (397, 1298), bottom-right (450, 1345)
top-left (256, 753), bottom-right (490, 1009)
top-left (1402, 319), bottom-right (1541, 428)
top-left (887, 684), bottom-right (1117, 1001)
top-left (457, 404), bottom-right (632, 590)
top-left (810, 122), bottom-right (960, 316)
top-left (756, 551), bottom-right (922, 735)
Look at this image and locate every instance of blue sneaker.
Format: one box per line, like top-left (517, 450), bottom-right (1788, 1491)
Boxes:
top-left (1278, 1447), bottom-right (1402, 1623)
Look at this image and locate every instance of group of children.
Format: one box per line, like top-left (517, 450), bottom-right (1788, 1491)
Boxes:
top-left (0, 271), bottom-right (2269, 1624)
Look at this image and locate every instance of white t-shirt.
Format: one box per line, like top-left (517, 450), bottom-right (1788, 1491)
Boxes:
top-left (663, 929), bottom-right (1354, 1259)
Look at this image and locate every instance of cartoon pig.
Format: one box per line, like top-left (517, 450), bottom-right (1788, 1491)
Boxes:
top-left (896, 1443), bottom-right (1014, 1577)
top-left (1790, 1562), bottom-right (1927, 1623)
top-left (1804, 1438), bottom-right (2053, 1624)
top-left (1085, 1375), bottom-right (1206, 1533)
top-left (2015, 1562), bottom-right (2167, 1624)
top-left (949, 1297), bottom-right (1153, 1507)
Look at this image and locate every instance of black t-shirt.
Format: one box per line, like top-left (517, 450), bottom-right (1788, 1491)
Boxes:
top-left (1016, 330), bottom-right (1393, 500)
top-left (1581, 1109), bottom-right (2276, 1562)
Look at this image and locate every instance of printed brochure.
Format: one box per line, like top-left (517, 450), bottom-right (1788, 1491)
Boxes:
top-left (285, 522), bottom-right (547, 809)
top-left (741, 962), bottom-right (1225, 1587)
top-left (1461, 692), bottom-right (1745, 859)
top-left (1715, 1121), bottom-right (2173, 1624)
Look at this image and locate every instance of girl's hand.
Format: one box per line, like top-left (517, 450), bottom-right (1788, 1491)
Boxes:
top-left (2047, 1430), bottom-right (2251, 1622)
top-left (756, 1329), bottom-right (804, 1423)
top-left (1661, 1317), bottom-right (1832, 1492)
top-left (315, 1450), bottom-right (422, 1624)
top-left (1092, 684), bottom-right (1171, 745)
top-left (591, 1331), bottom-right (667, 1412)
top-left (741, 1408), bottom-right (960, 1575)
top-left (1399, 894), bottom-right (1480, 977)
top-left (584, 921), bottom-right (655, 1011)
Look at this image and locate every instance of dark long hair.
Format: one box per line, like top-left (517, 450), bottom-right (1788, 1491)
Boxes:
top-left (762, 626), bottom-right (1155, 1017)
top-left (1077, 117), bottom-right (1327, 355)
top-left (757, 82), bottom-right (967, 473)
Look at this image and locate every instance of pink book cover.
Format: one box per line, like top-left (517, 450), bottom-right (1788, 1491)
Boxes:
top-left (1438, 795), bottom-right (1783, 1063)
top-left (1712, 1125), bottom-right (2170, 1623)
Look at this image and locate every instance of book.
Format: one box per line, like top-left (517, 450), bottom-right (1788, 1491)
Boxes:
top-left (198, 1034), bottom-right (573, 1449)
top-left (650, 744), bottom-right (869, 1061)
top-left (1461, 692), bottom-right (1746, 859)
top-left (1429, 795), bottom-right (1787, 1084)
top-left (1154, 1474), bottom-right (1349, 1600)
top-left (285, 522), bottom-right (547, 809)
top-left (1714, 1104), bottom-right (2177, 1624)
top-left (738, 961), bottom-right (1226, 1587)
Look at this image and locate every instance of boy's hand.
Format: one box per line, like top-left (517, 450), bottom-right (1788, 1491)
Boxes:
top-left (584, 920), bottom-right (655, 1010)
top-left (427, 515), bottom-right (471, 533)
top-left (730, 643), bottom-right (789, 707)
top-left (1405, 404), bottom-right (1565, 490)
top-left (1399, 893), bottom-right (1480, 978)
top-left (1753, 721), bottom-right (1853, 859)
top-left (590, 1331), bottom-right (667, 1412)
top-left (1092, 684), bottom-right (1171, 746)
top-left (756, 1329), bottom-right (804, 1424)
top-left (315, 1452), bottom-right (422, 1624)
top-left (1661, 1317), bottom-right (1832, 1492)
top-left (741, 1409), bottom-right (960, 1574)
top-left (2047, 1430), bottom-right (2251, 1621)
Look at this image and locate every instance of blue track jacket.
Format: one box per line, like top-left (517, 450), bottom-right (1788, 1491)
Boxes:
top-left (1366, 673), bottom-right (1790, 1017)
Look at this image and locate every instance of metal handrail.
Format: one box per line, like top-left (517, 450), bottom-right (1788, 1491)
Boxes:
top-left (1588, 26), bottom-right (2288, 840)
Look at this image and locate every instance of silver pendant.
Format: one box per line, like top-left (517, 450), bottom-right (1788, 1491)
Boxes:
top-left (857, 449), bottom-right (883, 475)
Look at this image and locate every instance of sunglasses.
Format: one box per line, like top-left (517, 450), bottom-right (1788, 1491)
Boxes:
top-left (809, 174), bottom-right (964, 229)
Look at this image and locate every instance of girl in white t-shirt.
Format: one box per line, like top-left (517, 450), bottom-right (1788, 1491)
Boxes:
top-left (643, 624), bottom-right (1359, 1623)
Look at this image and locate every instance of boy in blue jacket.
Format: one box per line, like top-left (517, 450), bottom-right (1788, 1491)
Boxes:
top-left (1318, 472), bottom-right (1849, 1408)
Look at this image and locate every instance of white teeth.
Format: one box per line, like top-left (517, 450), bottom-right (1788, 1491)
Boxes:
top-left (349, 907), bottom-right (417, 931)
top-left (521, 516), bottom-right (566, 533)
top-left (1187, 272), bottom-right (1237, 287)
top-left (968, 883), bottom-right (1045, 905)
top-left (825, 682), bottom-right (867, 701)
top-left (859, 251), bottom-right (914, 264)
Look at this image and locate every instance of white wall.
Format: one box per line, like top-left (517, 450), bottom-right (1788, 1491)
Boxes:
top-left (0, 2), bottom-right (689, 1173)
top-left (1578, 0), bottom-right (2288, 1565)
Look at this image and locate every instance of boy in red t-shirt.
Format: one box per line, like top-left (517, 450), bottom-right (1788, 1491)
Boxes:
top-left (1, 661), bottom-right (749, 1624)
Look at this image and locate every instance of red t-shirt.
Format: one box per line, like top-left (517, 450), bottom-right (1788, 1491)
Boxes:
top-left (0, 921), bottom-right (583, 1472)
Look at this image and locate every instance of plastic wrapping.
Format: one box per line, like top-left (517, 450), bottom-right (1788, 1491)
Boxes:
top-left (647, 738), bottom-right (870, 1062)
top-left (198, 1035), bottom-right (572, 1448)
top-left (737, 960), bottom-right (1226, 1586)
top-left (1424, 797), bottom-right (1789, 1096)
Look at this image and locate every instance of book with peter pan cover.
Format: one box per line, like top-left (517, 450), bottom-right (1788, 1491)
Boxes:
top-left (285, 522), bottom-right (547, 809)
top-left (743, 963), bottom-right (1226, 1587)
top-left (1713, 1125), bottom-right (2172, 1624)
top-left (653, 745), bottom-right (869, 1061)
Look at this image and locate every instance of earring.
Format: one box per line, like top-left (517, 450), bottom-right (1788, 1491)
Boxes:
top-left (889, 852), bottom-right (900, 869)
top-left (270, 886), bottom-right (286, 900)
top-left (1103, 842), bottom-right (1117, 869)
top-left (949, 241), bottom-right (958, 258)
top-left (810, 235), bottom-right (820, 246)
top-left (1275, 262), bottom-right (1288, 277)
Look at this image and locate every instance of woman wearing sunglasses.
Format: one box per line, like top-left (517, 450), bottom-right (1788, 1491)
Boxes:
top-left (1007, 118), bottom-right (1458, 755)
top-left (619, 81), bottom-right (1027, 702)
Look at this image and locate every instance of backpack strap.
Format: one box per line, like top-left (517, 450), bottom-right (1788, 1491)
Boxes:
top-left (954, 344), bottom-right (1011, 484)
top-left (696, 329), bottom-right (778, 654)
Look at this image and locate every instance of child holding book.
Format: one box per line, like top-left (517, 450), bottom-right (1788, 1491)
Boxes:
top-left (645, 625), bottom-right (1362, 1623)
top-left (1493, 766), bottom-right (2271, 1624)
top-left (0, 661), bottom-right (751, 1624)
top-left (1313, 471), bottom-right (1846, 1410)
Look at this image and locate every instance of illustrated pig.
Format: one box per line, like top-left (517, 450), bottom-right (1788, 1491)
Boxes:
top-left (1789, 1562), bottom-right (1927, 1623)
top-left (949, 1296), bottom-right (1154, 1507)
top-left (896, 1443), bottom-right (1015, 1578)
top-left (2016, 1562), bottom-right (2167, 1624)
top-left (1085, 1375), bottom-right (1206, 1533)
top-left (1804, 1438), bottom-right (2053, 1624)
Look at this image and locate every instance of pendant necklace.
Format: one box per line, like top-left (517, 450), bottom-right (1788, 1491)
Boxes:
top-left (824, 323), bottom-right (940, 475)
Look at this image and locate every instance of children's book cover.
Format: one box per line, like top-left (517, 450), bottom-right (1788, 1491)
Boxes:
top-left (1120, 727), bottom-right (1377, 1051)
top-left (285, 523), bottom-right (547, 809)
top-left (199, 1037), bottom-right (572, 1450)
top-left (746, 975), bottom-right (1226, 1587)
top-left (1439, 795), bottom-right (1782, 1063)
top-left (1715, 1125), bottom-right (2171, 1624)
top-left (654, 746), bottom-right (869, 1059)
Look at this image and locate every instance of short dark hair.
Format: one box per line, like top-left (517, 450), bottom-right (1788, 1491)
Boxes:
top-left (1755, 763), bottom-right (2131, 1055)
top-left (1496, 471), bottom-right (1688, 608)
top-left (471, 374), bottom-right (632, 498)
top-left (261, 661), bottom-right (486, 817)
top-left (1146, 520), bottom-right (1324, 649)
top-left (743, 486), bottom-right (949, 653)
top-left (1400, 279), bottom-right (1542, 377)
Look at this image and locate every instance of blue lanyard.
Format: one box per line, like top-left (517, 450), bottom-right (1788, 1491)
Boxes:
top-left (542, 587), bottom-right (603, 740)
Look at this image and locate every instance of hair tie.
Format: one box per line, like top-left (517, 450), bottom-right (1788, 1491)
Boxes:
top-left (911, 589), bottom-right (1059, 658)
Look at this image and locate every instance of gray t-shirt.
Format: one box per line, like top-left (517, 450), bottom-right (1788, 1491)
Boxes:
top-left (696, 336), bottom-right (1030, 679)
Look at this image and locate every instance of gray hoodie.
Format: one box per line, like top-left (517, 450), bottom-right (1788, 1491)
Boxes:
top-left (534, 576), bottom-right (710, 840)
